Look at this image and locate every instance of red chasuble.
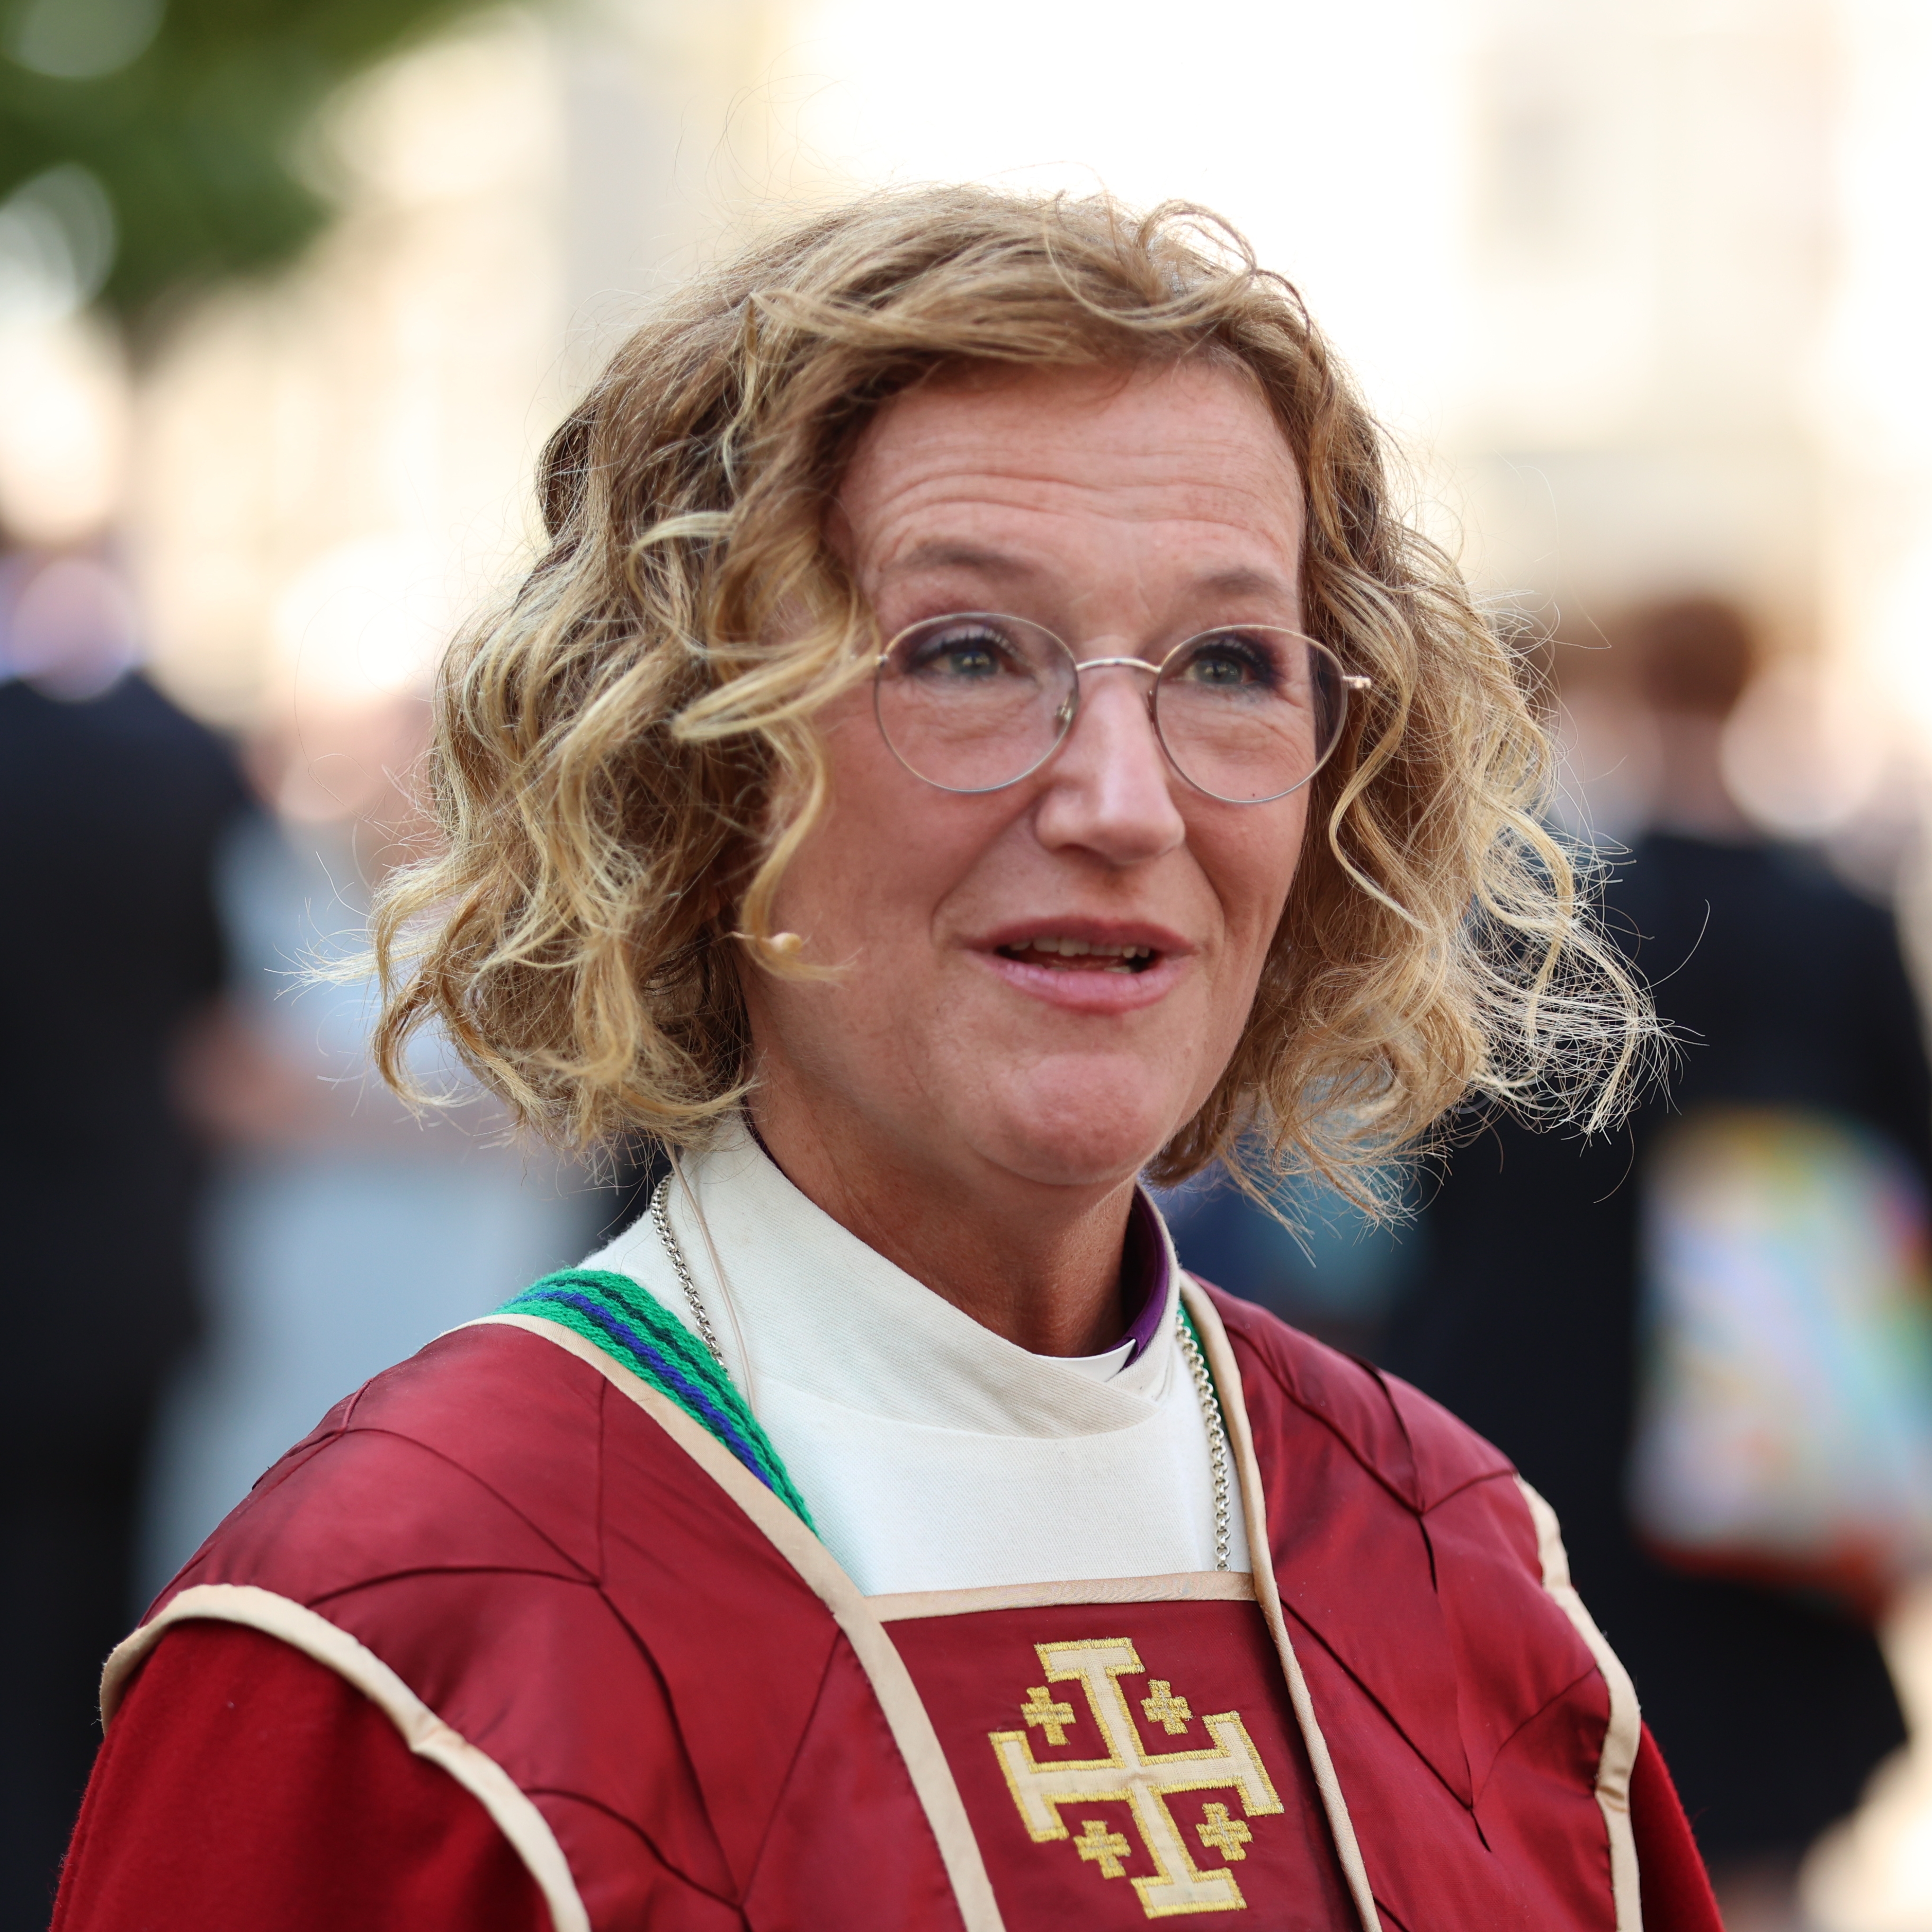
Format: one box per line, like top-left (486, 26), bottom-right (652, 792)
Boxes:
top-left (56, 1285), bottom-right (1720, 1931)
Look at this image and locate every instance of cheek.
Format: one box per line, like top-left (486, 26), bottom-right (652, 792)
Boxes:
top-left (1206, 800), bottom-right (1308, 977)
top-left (772, 710), bottom-right (989, 953)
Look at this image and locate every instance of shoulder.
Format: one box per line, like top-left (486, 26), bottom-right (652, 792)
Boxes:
top-left (126, 1317), bottom-right (849, 1913)
top-left (1203, 1280), bottom-right (1567, 1682)
top-left (1202, 1282), bottom-right (1517, 1515)
top-left (142, 1311), bottom-right (841, 1720)
top-left (1200, 1281), bottom-right (1634, 1888)
top-left (160, 1320), bottom-right (613, 1608)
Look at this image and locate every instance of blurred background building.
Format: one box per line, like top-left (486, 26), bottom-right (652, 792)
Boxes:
top-left (6, 0), bottom-right (1932, 1926)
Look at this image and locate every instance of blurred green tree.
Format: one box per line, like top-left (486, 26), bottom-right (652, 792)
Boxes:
top-left (0, 0), bottom-right (510, 324)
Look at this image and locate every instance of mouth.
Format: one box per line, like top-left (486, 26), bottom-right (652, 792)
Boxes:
top-left (993, 936), bottom-right (1161, 975)
top-left (973, 920), bottom-right (1192, 1013)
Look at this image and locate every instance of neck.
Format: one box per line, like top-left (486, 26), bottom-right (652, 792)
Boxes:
top-left (746, 1086), bottom-right (1136, 1358)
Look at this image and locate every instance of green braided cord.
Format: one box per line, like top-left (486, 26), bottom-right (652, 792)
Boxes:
top-left (497, 1268), bottom-right (816, 1530)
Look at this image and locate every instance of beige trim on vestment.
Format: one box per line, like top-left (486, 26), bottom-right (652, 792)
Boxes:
top-left (1517, 1477), bottom-right (1645, 1931)
top-left (100, 1582), bottom-right (589, 1932)
top-left (869, 1569), bottom-right (1257, 1622)
top-left (471, 1311), bottom-right (1009, 1932)
top-left (1182, 1280), bottom-right (1384, 1932)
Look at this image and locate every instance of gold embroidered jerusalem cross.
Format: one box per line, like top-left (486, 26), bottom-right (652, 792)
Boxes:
top-left (989, 1638), bottom-right (1284, 1918)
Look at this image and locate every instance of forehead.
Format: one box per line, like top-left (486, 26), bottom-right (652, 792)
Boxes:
top-left (833, 361), bottom-right (1305, 593)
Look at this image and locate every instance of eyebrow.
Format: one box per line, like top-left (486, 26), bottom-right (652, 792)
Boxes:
top-left (882, 543), bottom-right (1295, 603)
top-left (1193, 564), bottom-right (1295, 601)
top-left (882, 541), bottom-right (1042, 581)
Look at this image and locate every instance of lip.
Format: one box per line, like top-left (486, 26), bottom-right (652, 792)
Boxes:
top-left (969, 917), bottom-right (1197, 1015)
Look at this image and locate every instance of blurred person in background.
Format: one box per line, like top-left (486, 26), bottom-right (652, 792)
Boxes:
top-left (1382, 597), bottom-right (1929, 1930)
top-left (0, 547), bottom-right (249, 1927)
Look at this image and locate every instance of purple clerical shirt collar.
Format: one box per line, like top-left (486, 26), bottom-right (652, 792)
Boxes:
top-left (1116, 1187), bottom-right (1171, 1365)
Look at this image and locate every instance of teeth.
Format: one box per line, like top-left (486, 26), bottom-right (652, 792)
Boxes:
top-left (1013, 937), bottom-right (1156, 961)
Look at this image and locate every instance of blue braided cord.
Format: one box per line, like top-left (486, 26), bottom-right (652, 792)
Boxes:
top-left (497, 1269), bottom-right (815, 1529)
top-left (526, 1289), bottom-right (776, 1484)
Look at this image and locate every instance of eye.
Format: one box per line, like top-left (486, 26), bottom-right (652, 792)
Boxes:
top-left (1174, 633), bottom-right (1278, 690)
top-left (905, 622), bottom-right (1019, 682)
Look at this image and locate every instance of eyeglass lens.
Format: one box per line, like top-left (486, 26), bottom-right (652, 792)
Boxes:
top-left (873, 613), bottom-right (1351, 804)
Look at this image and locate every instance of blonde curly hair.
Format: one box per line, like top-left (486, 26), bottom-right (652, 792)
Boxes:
top-left (371, 184), bottom-right (1652, 1208)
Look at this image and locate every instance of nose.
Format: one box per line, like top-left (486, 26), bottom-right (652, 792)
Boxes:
top-left (1031, 664), bottom-right (1186, 865)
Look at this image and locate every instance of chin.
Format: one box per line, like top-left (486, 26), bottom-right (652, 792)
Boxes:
top-left (969, 1060), bottom-right (1192, 1189)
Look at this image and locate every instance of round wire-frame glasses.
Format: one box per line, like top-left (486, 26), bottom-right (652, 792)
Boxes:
top-left (873, 612), bottom-right (1370, 806)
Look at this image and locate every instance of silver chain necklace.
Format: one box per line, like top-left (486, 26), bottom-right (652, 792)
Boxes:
top-left (1176, 1311), bottom-right (1235, 1571)
top-left (650, 1175), bottom-right (728, 1370)
top-left (649, 1173), bottom-right (1234, 1570)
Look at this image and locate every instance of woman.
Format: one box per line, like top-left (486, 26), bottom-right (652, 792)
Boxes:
top-left (57, 190), bottom-right (1716, 1931)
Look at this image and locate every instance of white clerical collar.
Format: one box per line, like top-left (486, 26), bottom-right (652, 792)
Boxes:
top-left (584, 1119), bottom-right (1186, 1438)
